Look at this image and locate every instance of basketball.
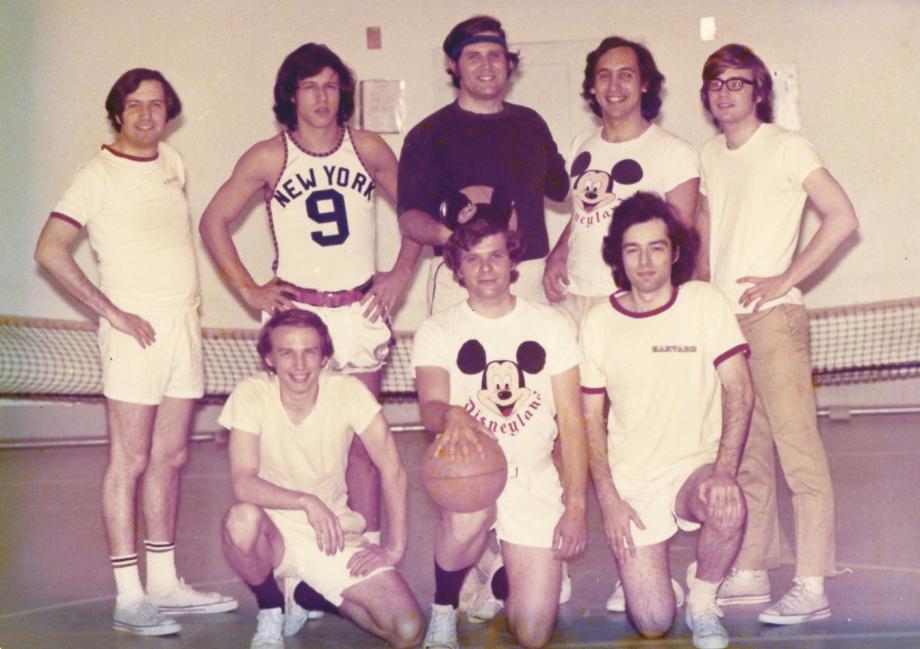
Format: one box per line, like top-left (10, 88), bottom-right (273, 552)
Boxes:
top-left (422, 435), bottom-right (508, 513)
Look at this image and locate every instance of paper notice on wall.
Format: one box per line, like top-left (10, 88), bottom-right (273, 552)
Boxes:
top-left (360, 80), bottom-right (405, 134)
top-left (770, 62), bottom-right (801, 131)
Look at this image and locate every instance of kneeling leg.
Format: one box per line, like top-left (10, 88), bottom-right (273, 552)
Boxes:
top-left (502, 542), bottom-right (562, 648)
top-left (617, 541), bottom-right (676, 639)
top-left (340, 570), bottom-right (423, 649)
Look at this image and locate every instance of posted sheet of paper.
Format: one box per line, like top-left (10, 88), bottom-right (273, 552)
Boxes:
top-left (360, 80), bottom-right (405, 134)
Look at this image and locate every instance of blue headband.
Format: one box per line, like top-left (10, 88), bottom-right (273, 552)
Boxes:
top-left (449, 34), bottom-right (508, 60)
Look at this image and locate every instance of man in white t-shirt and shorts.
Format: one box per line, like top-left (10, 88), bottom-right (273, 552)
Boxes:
top-left (580, 192), bottom-right (754, 649)
top-left (412, 212), bottom-right (588, 649)
top-left (200, 44), bottom-right (422, 608)
top-left (35, 68), bottom-right (236, 636)
top-left (697, 43), bottom-right (858, 625)
top-left (544, 36), bottom-right (698, 327)
top-left (219, 309), bottom-right (422, 649)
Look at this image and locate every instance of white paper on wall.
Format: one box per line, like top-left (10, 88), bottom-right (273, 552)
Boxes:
top-left (770, 62), bottom-right (801, 131)
top-left (360, 80), bottom-right (406, 134)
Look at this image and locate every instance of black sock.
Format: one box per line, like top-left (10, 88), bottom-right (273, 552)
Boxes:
top-left (434, 561), bottom-right (472, 608)
top-left (293, 581), bottom-right (340, 616)
top-left (491, 566), bottom-right (509, 600)
top-left (246, 572), bottom-right (284, 610)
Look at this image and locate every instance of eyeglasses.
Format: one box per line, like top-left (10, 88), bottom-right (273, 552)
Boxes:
top-left (706, 77), bottom-right (755, 92)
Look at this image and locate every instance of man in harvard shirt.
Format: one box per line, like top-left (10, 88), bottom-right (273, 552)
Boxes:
top-left (580, 192), bottom-right (753, 649)
top-left (34, 68), bottom-right (236, 636)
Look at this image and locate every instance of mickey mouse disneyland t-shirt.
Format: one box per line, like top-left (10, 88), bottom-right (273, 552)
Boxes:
top-left (412, 297), bottom-right (578, 467)
top-left (566, 124), bottom-right (698, 296)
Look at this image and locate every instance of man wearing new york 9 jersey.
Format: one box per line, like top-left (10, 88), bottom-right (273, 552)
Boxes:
top-left (200, 42), bottom-right (421, 636)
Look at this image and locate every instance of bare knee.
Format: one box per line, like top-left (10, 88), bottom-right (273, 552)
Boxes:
top-left (387, 613), bottom-right (424, 649)
top-left (222, 502), bottom-right (264, 550)
top-left (440, 510), bottom-right (492, 545)
top-left (636, 625), bottom-right (670, 640)
top-left (506, 600), bottom-right (556, 649)
top-left (630, 606), bottom-right (674, 640)
top-left (509, 615), bottom-right (555, 648)
top-left (149, 445), bottom-right (189, 473)
top-left (108, 447), bottom-right (149, 482)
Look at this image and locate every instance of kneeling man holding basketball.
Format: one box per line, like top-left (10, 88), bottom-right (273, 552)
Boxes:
top-left (220, 309), bottom-right (422, 649)
top-left (412, 211), bottom-right (588, 649)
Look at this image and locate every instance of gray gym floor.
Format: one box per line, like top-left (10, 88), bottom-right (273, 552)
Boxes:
top-left (1, 412), bottom-right (919, 648)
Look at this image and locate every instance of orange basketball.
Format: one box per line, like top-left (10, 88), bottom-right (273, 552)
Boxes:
top-left (422, 435), bottom-right (508, 513)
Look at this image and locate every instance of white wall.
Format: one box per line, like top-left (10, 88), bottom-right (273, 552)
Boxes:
top-left (3, 0), bottom-right (919, 335)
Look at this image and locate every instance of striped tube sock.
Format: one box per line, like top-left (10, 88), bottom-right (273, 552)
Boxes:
top-left (111, 553), bottom-right (145, 602)
top-left (145, 540), bottom-right (179, 595)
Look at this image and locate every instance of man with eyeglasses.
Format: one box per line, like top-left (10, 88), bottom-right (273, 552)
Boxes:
top-left (697, 43), bottom-right (858, 625)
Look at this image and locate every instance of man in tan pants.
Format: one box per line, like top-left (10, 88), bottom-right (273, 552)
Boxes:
top-left (697, 43), bottom-right (858, 624)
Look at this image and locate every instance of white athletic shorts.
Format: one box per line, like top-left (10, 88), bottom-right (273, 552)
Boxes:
top-left (269, 511), bottom-right (392, 606)
top-left (427, 257), bottom-right (548, 315)
top-left (614, 459), bottom-right (706, 548)
top-left (264, 301), bottom-right (392, 374)
top-left (494, 456), bottom-right (564, 549)
top-left (98, 306), bottom-right (203, 405)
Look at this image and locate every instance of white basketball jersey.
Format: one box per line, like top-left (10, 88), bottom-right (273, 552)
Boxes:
top-left (266, 128), bottom-right (376, 291)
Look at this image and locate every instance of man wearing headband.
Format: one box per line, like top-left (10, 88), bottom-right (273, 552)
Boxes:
top-left (397, 15), bottom-right (568, 316)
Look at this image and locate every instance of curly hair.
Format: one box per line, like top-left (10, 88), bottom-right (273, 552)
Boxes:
top-left (581, 36), bottom-right (663, 121)
top-left (443, 215), bottom-right (524, 288)
top-left (602, 192), bottom-right (698, 290)
top-left (273, 43), bottom-right (356, 128)
top-left (256, 309), bottom-right (334, 372)
top-left (105, 68), bottom-right (181, 132)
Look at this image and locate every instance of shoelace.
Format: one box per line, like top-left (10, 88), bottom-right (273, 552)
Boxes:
top-left (691, 602), bottom-right (725, 631)
top-left (428, 609), bottom-right (457, 640)
top-left (253, 610), bottom-right (283, 640)
top-left (774, 582), bottom-right (809, 610)
top-left (726, 568), bottom-right (763, 582)
top-left (131, 599), bottom-right (166, 622)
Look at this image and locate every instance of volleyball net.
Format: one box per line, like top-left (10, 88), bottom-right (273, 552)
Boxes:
top-left (2, 296), bottom-right (919, 401)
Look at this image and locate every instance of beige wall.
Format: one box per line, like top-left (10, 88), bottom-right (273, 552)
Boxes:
top-left (3, 0), bottom-right (919, 334)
